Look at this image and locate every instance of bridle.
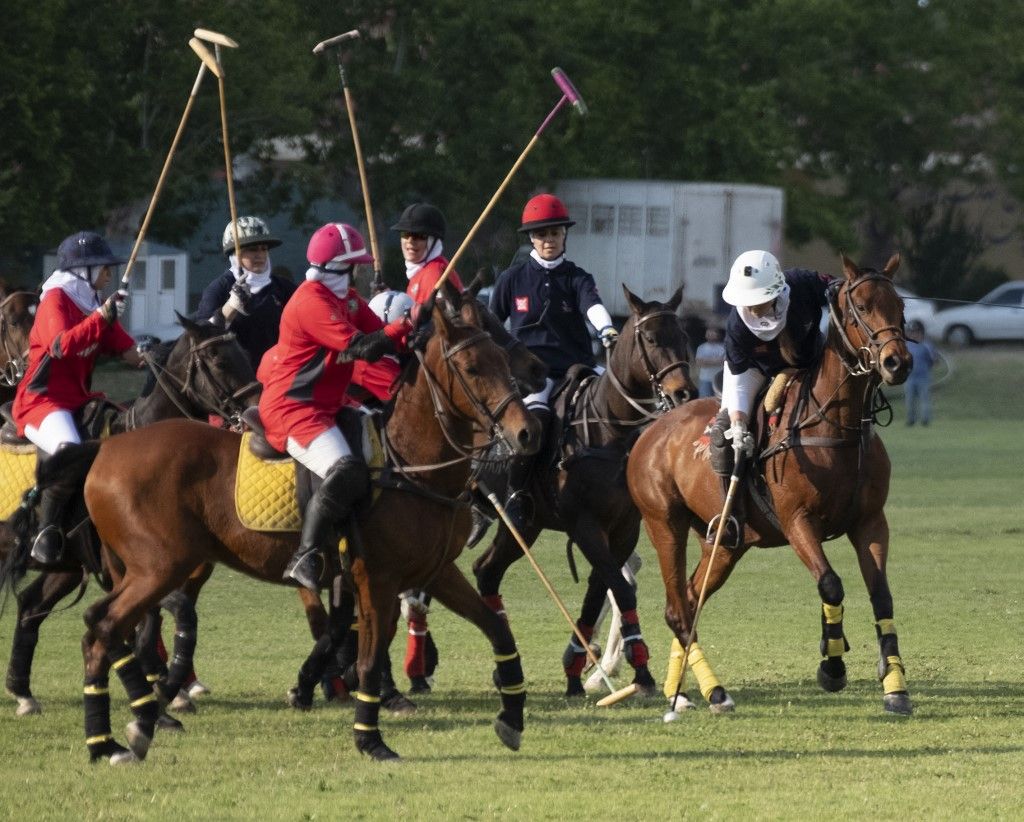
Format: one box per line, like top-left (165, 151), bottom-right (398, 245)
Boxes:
top-left (128, 332), bottom-right (259, 430)
top-left (0, 291), bottom-right (37, 388)
top-left (826, 272), bottom-right (906, 377)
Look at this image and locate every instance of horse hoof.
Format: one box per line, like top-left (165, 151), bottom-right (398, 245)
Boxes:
top-left (564, 677), bottom-right (586, 697)
top-left (186, 679), bottom-right (210, 698)
top-left (708, 688), bottom-right (736, 714)
top-left (169, 693), bottom-right (196, 713)
top-left (109, 748), bottom-right (140, 766)
top-left (669, 693), bottom-right (697, 712)
top-left (408, 675), bottom-right (432, 694)
top-left (157, 712), bottom-right (185, 732)
top-left (287, 686), bottom-right (313, 711)
top-left (355, 733), bottom-right (401, 761)
top-left (493, 718), bottom-right (522, 752)
top-left (125, 721), bottom-right (152, 761)
top-left (884, 692), bottom-right (913, 716)
top-left (817, 663), bottom-right (847, 693)
top-left (15, 696), bottom-right (42, 716)
top-left (381, 689), bottom-right (417, 716)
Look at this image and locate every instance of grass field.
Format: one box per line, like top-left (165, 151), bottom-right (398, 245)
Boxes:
top-left (1, 347), bottom-right (1022, 820)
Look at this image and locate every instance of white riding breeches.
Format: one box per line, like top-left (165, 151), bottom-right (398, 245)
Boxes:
top-left (25, 409), bottom-right (81, 457)
top-left (287, 426), bottom-right (352, 479)
top-left (523, 377), bottom-right (554, 411)
top-left (719, 361), bottom-right (765, 419)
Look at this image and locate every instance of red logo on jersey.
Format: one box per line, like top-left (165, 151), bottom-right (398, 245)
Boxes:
top-left (514, 296), bottom-right (530, 313)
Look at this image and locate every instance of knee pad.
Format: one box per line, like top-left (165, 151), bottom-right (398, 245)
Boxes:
top-left (817, 571), bottom-right (844, 606)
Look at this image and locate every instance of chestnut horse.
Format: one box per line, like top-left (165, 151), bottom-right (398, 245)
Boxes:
top-left (472, 286), bottom-right (697, 696)
top-left (46, 298), bottom-right (539, 763)
top-left (628, 255), bottom-right (914, 715)
top-left (2, 315), bottom-right (260, 716)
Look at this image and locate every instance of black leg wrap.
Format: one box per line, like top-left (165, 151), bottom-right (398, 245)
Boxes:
top-left (84, 675), bottom-right (115, 760)
top-left (877, 626), bottom-right (901, 661)
top-left (165, 630), bottom-right (197, 695)
top-left (110, 645), bottom-right (158, 737)
top-left (353, 691), bottom-right (399, 760)
top-left (494, 650), bottom-right (525, 732)
top-left (817, 570), bottom-right (844, 606)
top-left (6, 624), bottom-right (39, 697)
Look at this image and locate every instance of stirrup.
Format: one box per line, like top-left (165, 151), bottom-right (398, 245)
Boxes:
top-left (504, 490), bottom-right (533, 532)
top-left (30, 525), bottom-right (65, 565)
top-left (705, 514), bottom-right (742, 550)
top-left (284, 548), bottom-right (323, 592)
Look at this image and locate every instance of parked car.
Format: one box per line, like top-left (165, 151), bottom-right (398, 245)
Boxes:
top-left (896, 286), bottom-right (937, 329)
top-left (925, 280), bottom-right (1024, 346)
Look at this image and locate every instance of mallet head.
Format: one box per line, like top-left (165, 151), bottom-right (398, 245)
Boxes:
top-left (194, 28), bottom-right (239, 48)
top-left (189, 38), bottom-right (222, 79)
top-left (313, 30), bottom-right (361, 54)
top-left (551, 67), bottom-right (588, 116)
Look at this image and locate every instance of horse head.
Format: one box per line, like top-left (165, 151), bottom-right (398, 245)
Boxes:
top-left (614, 284), bottom-right (696, 410)
top-left (830, 254), bottom-right (912, 385)
top-left (0, 289), bottom-right (39, 388)
top-left (169, 313), bottom-right (262, 421)
top-left (426, 295), bottom-right (540, 456)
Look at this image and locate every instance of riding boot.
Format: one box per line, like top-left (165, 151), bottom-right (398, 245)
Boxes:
top-left (464, 504), bottom-right (494, 549)
top-left (284, 457), bottom-right (369, 592)
top-left (30, 481), bottom-right (75, 566)
top-left (503, 406), bottom-right (550, 533)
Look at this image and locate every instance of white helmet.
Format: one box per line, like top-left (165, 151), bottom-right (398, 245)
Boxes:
top-left (722, 250), bottom-right (786, 307)
top-left (368, 290), bottom-right (416, 323)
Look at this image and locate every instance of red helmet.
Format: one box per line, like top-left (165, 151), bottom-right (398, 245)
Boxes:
top-left (306, 223), bottom-right (374, 267)
top-left (518, 194), bottom-right (575, 233)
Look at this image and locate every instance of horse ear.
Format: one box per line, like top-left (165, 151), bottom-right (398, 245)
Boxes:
top-left (432, 299), bottom-right (454, 341)
top-left (667, 285), bottom-right (683, 312)
top-left (464, 266), bottom-right (493, 298)
top-left (176, 311), bottom-right (204, 337)
top-left (839, 253), bottom-right (859, 281)
top-left (621, 284), bottom-right (645, 316)
top-left (882, 252), bottom-right (901, 278)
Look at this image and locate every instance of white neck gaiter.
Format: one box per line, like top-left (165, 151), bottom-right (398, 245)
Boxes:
top-left (530, 249), bottom-right (565, 270)
top-left (305, 264), bottom-right (352, 298)
top-left (405, 239), bottom-right (444, 279)
top-left (738, 284), bottom-right (791, 341)
top-left (41, 268), bottom-right (102, 314)
top-left (229, 253), bottom-right (273, 294)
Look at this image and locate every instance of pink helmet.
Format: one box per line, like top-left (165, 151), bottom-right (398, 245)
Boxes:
top-left (306, 223), bottom-right (374, 267)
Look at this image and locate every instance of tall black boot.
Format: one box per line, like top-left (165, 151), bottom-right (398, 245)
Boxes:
top-left (503, 406), bottom-right (550, 533)
top-left (30, 481), bottom-right (75, 565)
top-left (284, 456), bottom-right (369, 592)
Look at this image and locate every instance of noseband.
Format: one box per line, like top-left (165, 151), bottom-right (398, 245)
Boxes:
top-left (0, 291), bottom-right (36, 388)
top-left (604, 308), bottom-right (690, 419)
top-left (827, 273), bottom-right (906, 377)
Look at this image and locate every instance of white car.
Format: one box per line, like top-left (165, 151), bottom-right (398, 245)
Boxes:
top-left (925, 280), bottom-right (1024, 346)
top-left (896, 286), bottom-right (937, 329)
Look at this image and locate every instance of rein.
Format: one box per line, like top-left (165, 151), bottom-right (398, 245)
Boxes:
top-left (0, 291), bottom-right (36, 388)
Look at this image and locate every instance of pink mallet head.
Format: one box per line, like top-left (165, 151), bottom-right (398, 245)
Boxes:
top-left (551, 67), bottom-right (588, 116)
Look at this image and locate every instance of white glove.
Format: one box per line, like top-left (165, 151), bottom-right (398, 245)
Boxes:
top-left (98, 289), bottom-right (129, 325)
top-left (599, 326), bottom-right (619, 349)
top-left (726, 420), bottom-right (754, 457)
top-left (225, 281), bottom-right (252, 316)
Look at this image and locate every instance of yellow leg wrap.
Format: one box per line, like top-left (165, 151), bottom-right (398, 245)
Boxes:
top-left (687, 643), bottom-right (722, 701)
top-left (130, 693), bottom-right (157, 709)
top-left (83, 685), bottom-right (109, 696)
top-left (825, 638), bottom-right (846, 657)
top-left (353, 722), bottom-right (378, 732)
top-left (881, 656), bottom-right (907, 694)
top-left (354, 691), bottom-right (381, 703)
top-left (822, 603), bottom-right (843, 624)
top-left (877, 618), bottom-right (897, 636)
top-left (499, 683), bottom-right (526, 695)
top-left (663, 638), bottom-right (685, 699)
top-left (146, 673), bottom-right (160, 683)
top-left (110, 653), bottom-right (135, 671)
top-left (86, 734), bottom-right (113, 745)
top-left (493, 651), bottom-right (520, 663)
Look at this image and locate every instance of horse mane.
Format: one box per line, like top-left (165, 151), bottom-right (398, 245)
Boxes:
top-left (138, 340), bottom-right (175, 398)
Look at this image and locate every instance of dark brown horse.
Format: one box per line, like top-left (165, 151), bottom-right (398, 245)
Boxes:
top-left (2, 315), bottom-right (259, 716)
top-left (0, 285), bottom-right (39, 404)
top-left (46, 297), bottom-right (539, 763)
top-left (472, 286), bottom-right (697, 696)
top-left (627, 254), bottom-right (914, 715)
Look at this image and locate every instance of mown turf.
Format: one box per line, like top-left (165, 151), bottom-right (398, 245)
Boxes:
top-left (1, 347), bottom-right (1022, 820)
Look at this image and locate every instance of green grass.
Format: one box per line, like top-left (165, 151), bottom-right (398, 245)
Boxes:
top-left (1, 347), bottom-right (1023, 819)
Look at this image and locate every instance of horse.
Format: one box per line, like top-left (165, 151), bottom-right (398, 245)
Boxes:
top-left (43, 296), bottom-right (540, 763)
top-left (472, 285), bottom-right (697, 696)
top-left (627, 254), bottom-right (914, 715)
top-left (0, 285), bottom-right (39, 404)
top-left (2, 314), bottom-right (260, 716)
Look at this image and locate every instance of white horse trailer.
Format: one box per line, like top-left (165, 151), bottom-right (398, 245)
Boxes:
top-left (555, 179), bottom-right (784, 318)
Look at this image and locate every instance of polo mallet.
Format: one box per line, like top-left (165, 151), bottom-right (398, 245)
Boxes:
top-left (476, 480), bottom-right (617, 697)
top-left (662, 447), bottom-right (747, 723)
top-left (193, 29), bottom-right (242, 261)
top-left (313, 30), bottom-right (384, 292)
top-left (431, 67), bottom-right (587, 295)
top-left (120, 42), bottom-right (216, 287)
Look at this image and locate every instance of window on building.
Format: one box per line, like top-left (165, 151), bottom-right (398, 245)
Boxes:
top-left (566, 203), bottom-right (588, 233)
top-left (647, 206), bottom-right (670, 237)
top-left (160, 258), bottom-right (176, 291)
top-left (618, 206), bottom-right (642, 236)
top-left (591, 205), bottom-right (615, 235)
top-left (135, 259), bottom-right (148, 290)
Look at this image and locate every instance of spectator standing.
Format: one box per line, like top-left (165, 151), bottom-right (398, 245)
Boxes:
top-left (694, 326), bottom-right (725, 398)
top-left (904, 319), bottom-right (937, 426)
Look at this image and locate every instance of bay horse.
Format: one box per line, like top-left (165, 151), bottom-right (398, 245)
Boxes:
top-left (627, 254), bottom-right (914, 715)
top-left (472, 285), bottom-right (697, 696)
top-left (2, 315), bottom-right (260, 716)
top-left (0, 285), bottom-right (39, 404)
top-left (46, 297), bottom-right (539, 763)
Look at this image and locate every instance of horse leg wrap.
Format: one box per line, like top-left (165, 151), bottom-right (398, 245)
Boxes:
top-left (687, 642), bottom-right (722, 702)
top-left (165, 629), bottom-right (197, 695)
top-left (353, 690), bottom-right (381, 733)
top-left (84, 675), bottom-right (116, 761)
top-left (482, 594), bottom-right (508, 622)
top-left (110, 646), bottom-right (158, 737)
top-left (663, 637), bottom-right (685, 698)
top-left (620, 611), bottom-right (649, 669)
top-left (494, 650), bottom-right (525, 731)
top-left (562, 623), bottom-right (594, 678)
top-left (403, 615), bottom-right (429, 678)
top-left (819, 603), bottom-right (849, 659)
top-left (6, 623), bottom-right (40, 697)
top-left (876, 619), bottom-right (907, 693)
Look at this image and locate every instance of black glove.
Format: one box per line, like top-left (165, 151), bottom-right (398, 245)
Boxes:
top-left (98, 290), bottom-right (129, 325)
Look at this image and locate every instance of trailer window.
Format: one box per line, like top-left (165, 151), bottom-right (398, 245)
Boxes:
top-left (592, 205), bottom-right (615, 235)
top-left (161, 258), bottom-right (177, 291)
top-left (566, 203), bottom-right (588, 234)
top-left (647, 207), bottom-right (669, 237)
top-left (618, 206), bottom-right (642, 236)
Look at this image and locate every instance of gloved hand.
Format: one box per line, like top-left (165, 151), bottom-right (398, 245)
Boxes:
top-left (98, 289), bottom-right (129, 325)
top-left (225, 281), bottom-right (252, 316)
top-left (599, 326), bottom-right (619, 349)
top-left (726, 419), bottom-right (754, 458)
top-left (135, 336), bottom-right (155, 356)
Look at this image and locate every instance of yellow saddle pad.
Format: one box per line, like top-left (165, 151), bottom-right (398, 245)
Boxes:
top-left (234, 420), bottom-right (385, 533)
top-left (0, 448), bottom-right (36, 520)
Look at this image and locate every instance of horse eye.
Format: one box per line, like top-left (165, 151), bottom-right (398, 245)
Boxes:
top-left (465, 366), bottom-right (481, 377)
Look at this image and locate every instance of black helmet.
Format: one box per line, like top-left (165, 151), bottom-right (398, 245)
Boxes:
top-left (56, 231), bottom-right (126, 270)
top-left (391, 203), bottom-right (446, 240)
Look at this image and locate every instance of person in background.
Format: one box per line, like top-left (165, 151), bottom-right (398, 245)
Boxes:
top-left (13, 231), bottom-right (141, 564)
top-left (195, 216), bottom-right (297, 369)
top-left (392, 203), bottom-right (463, 298)
top-left (694, 325), bottom-right (725, 398)
top-left (904, 319), bottom-right (937, 426)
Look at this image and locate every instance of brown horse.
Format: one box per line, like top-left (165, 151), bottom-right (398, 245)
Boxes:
top-left (46, 297), bottom-right (539, 763)
top-left (2, 315), bottom-right (260, 716)
top-left (628, 254), bottom-right (914, 715)
top-left (0, 285), bottom-right (39, 404)
top-left (472, 286), bottom-right (697, 696)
